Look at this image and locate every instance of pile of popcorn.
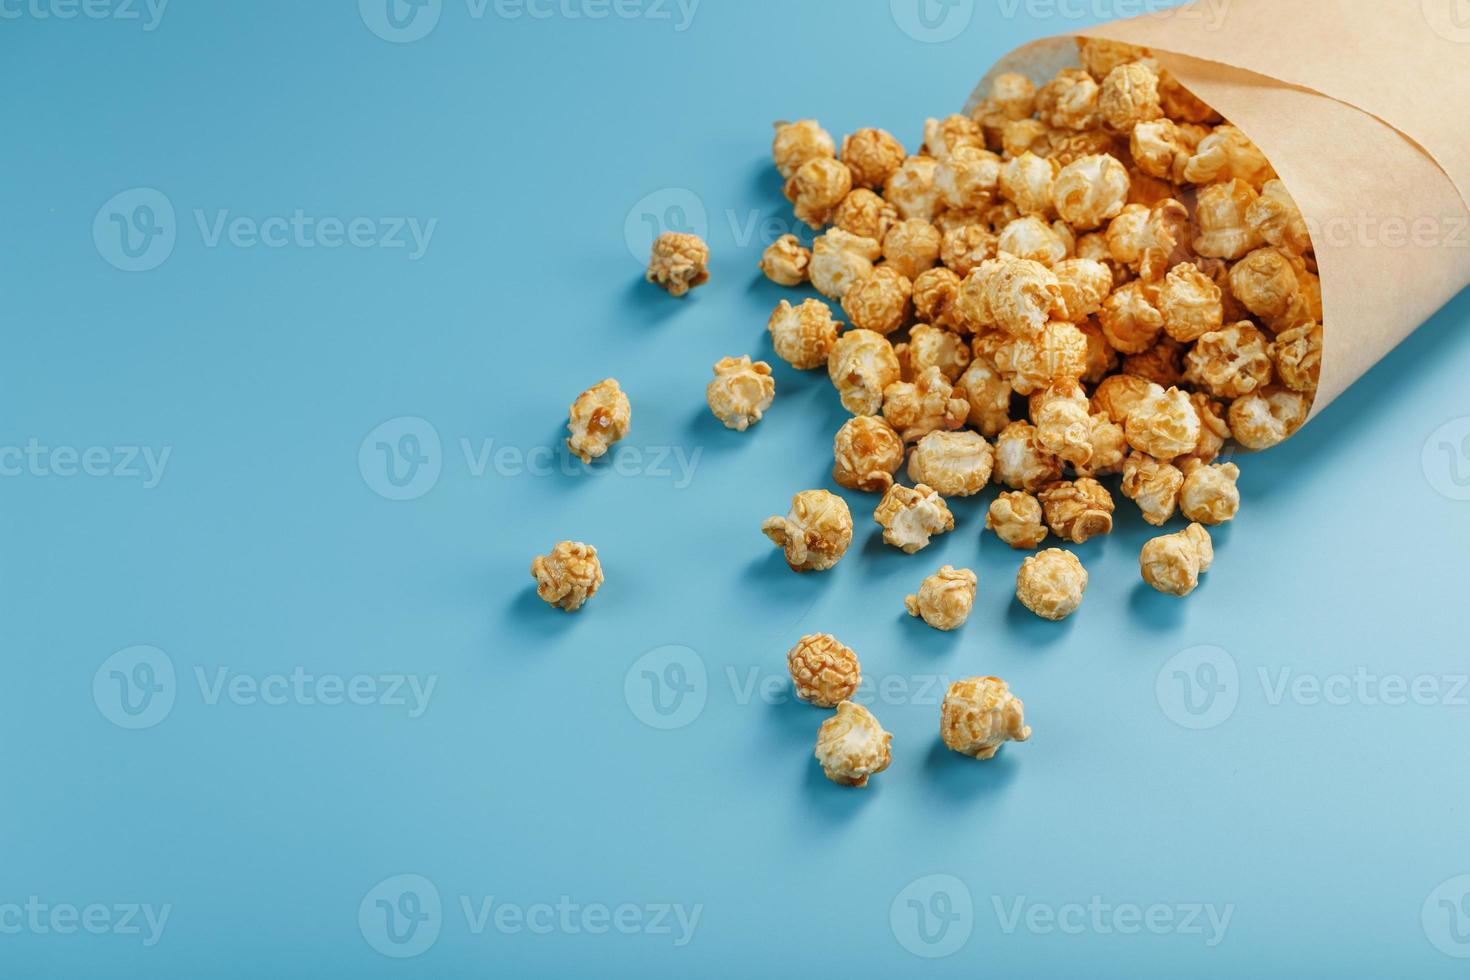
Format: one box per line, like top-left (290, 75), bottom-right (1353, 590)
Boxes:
top-left (530, 38), bottom-right (1321, 786)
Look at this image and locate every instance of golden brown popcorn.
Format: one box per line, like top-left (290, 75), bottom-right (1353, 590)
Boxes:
top-left (1184, 321), bottom-right (1275, 399)
top-left (706, 356), bottom-right (775, 432)
top-left (993, 320), bottom-right (1090, 395)
top-left (1140, 523), bottom-right (1214, 597)
top-left (1016, 548), bottom-right (1088, 620)
top-left (1099, 60), bottom-right (1163, 133)
top-left (1121, 452), bottom-right (1184, 526)
top-left (1047, 129), bottom-right (1122, 168)
top-left (936, 145), bottom-right (1003, 212)
top-left (828, 328), bottom-right (901, 416)
top-left (1075, 231), bottom-right (1123, 285)
top-left (913, 267), bottom-right (964, 331)
top-left (999, 152), bottom-right (1060, 218)
top-left (1129, 118), bottom-right (1193, 183)
top-left (1051, 258), bottom-right (1113, 322)
top-left (1228, 386), bottom-right (1310, 450)
top-left (1195, 256), bottom-right (1250, 323)
top-left (1122, 338), bottom-right (1186, 389)
top-left (1106, 199), bottom-right (1188, 281)
top-left (955, 356), bottom-right (1013, 437)
top-left (841, 127), bottom-right (906, 189)
top-left (1074, 413), bottom-right (1128, 478)
top-left (646, 232), bottom-right (710, 297)
top-left (1272, 322), bottom-right (1323, 393)
top-left (759, 234), bottom-right (811, 286)
top-left (874, 482), bottom-right (955, 554)
top-left (773, 119), bottom-right (836, 179)
top-left (1099, 280), bottom-right (1164, 355)
top-left (815, 701), bottom-right (891, 788)
top-left (530, 541), bottom-right (604, 612)
top-left (1002, 118), bottom-right (1052, 158)
top-left (1037, 68), bottom-right (1101, 131)
top-left (884, 155), bottom-right (944, 222)
top-left (785, 156), bottom-right (853, 229)
top-left (983, 199), bottom-right (1024, 231)
top-left (1183, 124), bottom-right (1275, 188)
top-left (566, 378), bottom-right (631, 464)
top-left (896, 324), bottom-right (971, 382)
top-left (1180, 459), bottom-right (1241, 525)
top-left (906, 565), bottom-right (978, 631)
top-left (1158, 71), bottom-right (1220, 125)
top-left (994, 420), bottom-right (1065, 491)
top-left (1180, 392), bottom-right (1232, 466)
top-left (1076, 37), bottom-right (1150, 81)
top-left (939, 224), bottom-right (998, 277)
top-left (1158, 262), bottom-right (1225, 342)
top-left (1124, 384), bottom-right (1201, 460)
top-left (907, 430), bottom-right (993, 497)
top-left (1193, 179), bottom-right (1264, 260)
top-left (882, 365), bottom-right (968, 443)
top-left (1038, 478), bottom-right (1115, 544)
top-left (977, 256), bottom-right (1064, 340)
top-left (787, 633), bottom-right (861, 708)
top-left (1090, 373), bottom-right (1155, 424)
top-left (997, 216), bottom-right (1070, 267)
top-left (1229, 246), bottom-right (1303, 325)
top-left (991, 71), bottom-right (1038, 120)
top-left (809, 228), bottom-right (882, 300)
top-left (762, 489), bottom-right (854, 572)
top-left (1078, 319), bottom-right (1120, 383)
top-left (832, 415), bottom-right (905, 493)
top-left (831, 188), bottom-right (899, 242)
top-left (1032, 382), bottom-right (1093, 467)
top-left (1127, 169), bottom-right (1179, 208)
top-left (934, 208), bottom-right (986, 235)
top-left (768, 298), bottom-right (841, 370)
top-left (923, 114), bottom-right (985, 160)
top-left (941, 677), bottom-right (1032, 759)
top-left (986, 491), bottom-right (1049, 549)
top-left (1246, 179), bottom-right (1312, 255)
top-left (841, 266), bottom-right (913, 335)
top-left (882, 219), bottom-right (942, 280)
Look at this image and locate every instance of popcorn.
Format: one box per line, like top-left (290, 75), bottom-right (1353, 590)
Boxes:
top-left (1229, 246), bottom-right (1303, 324)
top-left (841, 127), bottom-right (906, 189)
top-left (991, 71), bottom-right (1038, 120)
top-left (874, 483), bottom-right (954, 554)
top-left (1090, 373), bottom-right (1155, 424)
top-left (1107, 199), bottom-right (1188, 281)
top-left (787, 633), bottom-right (861, 707)
top-left (993, 320), bottom-right (1089, 395)
top-left (986, 491), bottom-right (1050, 549)
top-left (829, 328), bottom-right (901, 416)
top-left (939, 224), bottom-right (998, 277)
top-left (1051, 258), bottom-right (1113, 321)
top-left (1038, 478), bottom-right (1115, 544)
top-left (646, 232), bottom-right (710, 297)
top-left (763, 489), bottom-right (854, 572)
top-left (1038, 68), bottom-right (1101, 131)
top-left (907, 430), bottom-right (994, 497)
top-left (832, 188), bottom-right (899, 242)
top-left (1179, 459), bottom-right (1241, 525)
top-left (923, 114), bottom-right (985, 160)
top-left (1078, 319), bottom-right (1121, 383)
top-left (768, 298), bottom-right (841, 370)
top-left (1016, 548), bottom-right (1088, 620)
top-left (955, 356), bottom-right (1013, 437)
top-left (994, 420), bottom-right (1065, 491)
top-left (884, 155), bottom-right (944, 222)
top-left (1076, 37), bottom-right (1149, 81)
top-left (1002, 118), bottom-right (1051, 158)
top-left (896, 324), bottom-right (971, 382)
top-left (1182, 392), bottom-right (1232, 465)
top-left (706, 356), bottom-right (775, 431)
top-left (832, 415), bottom-right (905, 493)
top-left (937, 145), bottom-right (1004, 212)
top-left (773, 119), bottom-right (836, 179)
top-left (1159, 72), bottom-right (1220, 125)
top-left (1098, 280), bottom-right (1164, 354)
top-left (1032, 381), bottom-right (1093, 466)
top-left (760, 234), bottom-right (811, 286)
top-left (1140, 523), bottom-right (1214, 597)
top-left (810, 229), bottom-right (882, 300)
top-left (1246, 179), bottom-right (1312, 255)
top-left (881, 365), bottom-right (969, 443)
top-left (1158, 262), bottom-right (1225, 342)
top-left (1272, 322), bottom-right (1323, 393)
top-left (1124, 384), bottom-right (1201, 460)
top-left (883, 218), bottom-right (942, 280)
top-left (842, 266), bottom-right (913, 335)
top-left (815, 701), bottom-right (892, 788)
top-left (999, 152), bottom-right (1060, 217)
top-left (785, 157), bottom-right (853, 229)
top-left (1047, 129), bottom-right (1121, 168)
top-left (913, 267), bottom-right (965, 331)
top-left (1184, 321), bottom-right (1275, 399)
top-left (566, 378), bottom-right (631, 464)
top-left (940, 676), bottom-right (1032, 759)
top-left (1074, 413), bottom-right (1128, 478)
top-left (1228, 386), bottom-right (1310, 450)
top-left (1123, 338), bottom-right (1186, 389)
top-left (1183, 124), bottom-right (1275, 188)
top-left (1130, 118), bottom-right (1194, 183)
top-left (1121, 452), bottom-right (1184, 526)
top-left (1099, 61), bottom-right (1162, 133)
top-left (974, 256), bottom-right (1064, 340)
top-left (906, 565), bottom-right (978, 631)
top-left (996, 215), bottom-right (1071, 267)
top-left (530, 541), bottom-right (604, 612)
top-left (1193, 179), bottom-right (1263, 260)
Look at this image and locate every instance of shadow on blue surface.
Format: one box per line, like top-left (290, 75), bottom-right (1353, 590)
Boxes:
top-left (922, 738), bottom-right (1021, 801)
top-left (1002, 596), bottom-right (1075, 646)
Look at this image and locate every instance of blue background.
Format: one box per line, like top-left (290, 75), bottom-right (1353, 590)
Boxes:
top-left (4, 0), bottom-right (1470, 976)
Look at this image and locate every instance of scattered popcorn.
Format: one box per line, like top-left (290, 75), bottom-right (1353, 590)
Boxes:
top-left (1124, 384), bottom-right (1201, 460)
top-left (1038, 478), bottom-right (1115, 544)
top-left (1193, 179), bottom-right (1263, 260)
top-left (1184, 321), bottom-right (1275, 399)
top-left (994, 320), bottom-right (1089, 395)
top-left (923, 114), bottom-right (985, 160)
top-left (1074, 413), bottom-right (1128, 478)
top-left (913, 267), bottom-right (965, 331)
top-left (883, 218), bottom-right (943, 280)
top-left (1090, 373), bottom-right (1156, 424)
top-left (810, 228), bottom-right (883, 300)
top-left (832, 415), bottom-right (905, 493)
top-left (881, 365), bottom-right (968, 443)
top-left (1038, 68), bottom-right (1101, 131)
top-left (1052, 258), bottom-right (1113, 321)
top-left (706, 356), bottom-right (775, 431)
top-left (530, 541), bottom-right (603, 612)
top-left (1179, 459), bottom-right (1241, 525)
top-left (1140, 522), bottom-right (1214, 597)
top-left (997, 215), bottom-right (1071, 267)
top-left (991, 71), bottom-right (1038, 120)
top-left (1158, 262), bottom-right (1225, 342)
top-left (1123, 337), bottom-right (1186, 389)
top-left (763, 489), bottom-right (854, 572)
top-left (939, 224), bottom-right (998, 277)
top-left (1121, 452), bottom-right (1184, 526)
top-left (955, 355), bottom-right (1013, 437)
top-left (1002, 118), bottom-right (1051, 158)
top-left (884, 155), bottom-right (944, 222)
top-left (906, 565), bottom-right (978, 631)
top-left (646, 232), bottom-right (710, 297)
top-left (1183, 124), bottom-right (1275, 188)
top-left (786, 156), bottom-right (853, 229)
top-left (1182, 392), bottom-right (1232, 465)
top-left (1272, 322), bottom-right (1323, 393)
top-left (897, 324), bottom-right (971, 382)
top-left (760, 234), bottom-right (811, 286)
top-left (1053, 153), bottom-right (1131, 230)
top-left (842, 266), bottom-right (913, 335)
top-left (1228, 386), bottom-right (1309, 450)
top-left (907, 430), bottom-right (994, 497)
top-left (815, 701), bottom-right (892, 788)
top-left (1016, 548), bottom-right (1088, 620)
top-left (1130, 118), bottom-right (1193, 183)
top-left (832, 188), bottom-right (899, 242)
top-left (1076, 37), bottom-right (1149, 81)
top-left (829, 328), bottom-right (902, 416)
top-left (940, 677), bottom-right (1032, 760)
top-left (1246, 179), bottom-right (1313, 255)
top-left (773, 119), bottom-right (835, 179)
top-left (936, 145), bottom-right (1004, 212)
top-left (994, 420), bottom-right (1065, 491)
top-left (980, 256), bottom-right (1065, 340)
top-left (787, 633), bottom-right (861, 707)
top-left (874, 483), bottom-right (955, 554)
top-left (999, 152), bottom-right (1060, 217)
top-left (1033, 382), bottom-right (1094, 466)
top-left (768, 298), bottom-right (841, 371)
top-left (1099, 279), bottom-right (1164, 354)
top-left (1099, 61), bottom-right (1162, 133)
top-left (842, 127), bottom-right (906, 189)
top-left (986, 490), bottom-right (1050, 549)
top-left (566, 378), bottom-right (631, 464)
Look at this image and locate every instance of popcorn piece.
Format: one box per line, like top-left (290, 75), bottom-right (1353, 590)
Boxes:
top-left (530, 541), bottom-right (604, 612)
top-left (1051, 258), bottom-right (1113, 321)
top-left (1184, 321), bottom-right (1275, 399)
top-left (940, 676), bottom-right (1032, 760)
top-left (913, 267), bottom-right (965, 331)
top-left (706, 356), bottom-right (775, 431)
top-left (763, 489), bottom-right (854, 572)
top-left (842, 266), bottom-right (913, 335)
top-left (881, 365), bottom-right (968, 443)
top-left (884, 155), bottom-right (944, 222)
top-left (1229, 386), bottom-right (1310, 451)
top-left (955, 356), bottom-right (1013, 437)
top-left (1099, 61), bottom-right (1162, 133)
top-left (1047, 129), bottom-right (1121, 168)
top-left (828, 328), bottom-right (901, 416)
top-left (1122, 338), bottom-right (1186, 389)
top-left (646, 232), bottom-right (710, 297)
top-left (1038, 478), bottom-right (1115, 544)
top-left (1090, 373), bottom-right (1155, 424)
top-left (1074, 413), bottom-right (1128, 478)
top-left (906, 565), bottom-right (978, 631)
top-left (785, 157), bottom-right (853, 229)
top-left (841, 127), bottom-right (906, 189)
top-left (760, 234), bottom-right (811, 286)
top-left (768, 298), bottom-right (841, 370)
top-left (1180, 459), bottom-right (1241, 525)
top-left (883, 218), bottom-right (942, 280)
top-left (1037, 68), bottom-right (1101, 131)
top-left (976, 256), bottom-right (1064, 341)
top-left (809, 229), bottom-right (882, 300)
top-left (773, 119), bottom-right (836, 179)
top-left (907, 430), bottom-right (993, 497)
top-left (566, 378), bottom-right (631, 464)
top-left (832, 416), bottom-right (905, 493)
top-left (1140, 523), bottom-right (1214, 597)
top-left (1098, 280), bottom-right (1164, 354)
top-left (1193, 179), bottom-right (1263, 260)
top-left (1121, 452), bottom-right (1184, 526)
top-left (1158, 262), bottom-right (1224, 342)
top-left (1159, 71), bottom-right (1220, 124)
top-left (999, 152), bottom-right (1060, 218)
top-left (787, 633), bottom-right (861, 707)
top-left (993, 320), bottom-right (1090, 395)
top-left (1106, 198), bottom-right (1188, 281)
top-left (832, 188), bottom-right (899, 242)
top-left (997, 216), bottom-right (1070, 267)
top-left (1076, 37), bottom-right (1150, 81)
top-left (923, 114), bottom-right (985, 160)
top-left (994, 420), bottom-right (1064, 491)
top-left (1016, 548), bottom-right (1088, 620)
top-left (991, 72), bottom-right (1038, 120)
top-left (936, 145), bottom-right (1003, 212)
top-left (1229, 246), bottom-right (1304, 324)
top-left (896, 324), bottom-right (971, 382)
top-left (1032, 382), bottom-right (1093, 467)
top-left (1272, 322), bottom-right (1323, 393)
top-left (1002, 118), bottom-right (1051, 158)
top-left (1183, 125), bottom-right (1275, 188)
top-left (986, 491), bottom-right (1049, 549)
top-left (1181, 392), bottom-right (1232, 466)
top-left (814, 701), bottom-right (892, 788)
top-left (874, 483), bottom-right (954, 554)
top-left (939, 224), bottom-right (998, 277)
top-left (1246, 179), bottom-right (1312, 255)
top-left (1124, 384), bottom-right (1201, 460)
top-left (1130, 118), bottom-right (1194, 183)
top-left (1078, 319), bottom-right (1121, 383)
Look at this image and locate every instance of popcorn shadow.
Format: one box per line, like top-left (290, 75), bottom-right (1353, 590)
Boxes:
top-left (800, 757), bottom-right (880, 817)
top-left (859, 532), bottom-right (929, 583)
top-left (618, 275), bottom-right (697, 326)
top-left (1001, 597), bottom-right (1076, 646)
top-left (536, 424), bottom-right (598, 495)
top-left (896, 609), bottom-right (968, 654)
top-left (747, 157), bottom-right (787, 203)
top-left (921, 738), bottom-right (1021, 802)
top-left (684, 405), bottom-right (758, 456)
top-left (765, 693), bottom-right (822, 742)
top-left (1127, 581), bottom-right (1189, 631)
top-left (740, 551), bottom-right (837, 622)
top-left (502, 587), bottom-right (582, 635)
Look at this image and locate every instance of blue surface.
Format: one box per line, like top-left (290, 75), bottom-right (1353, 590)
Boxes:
top-left (4, 1), bottom-right (1470, 976)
